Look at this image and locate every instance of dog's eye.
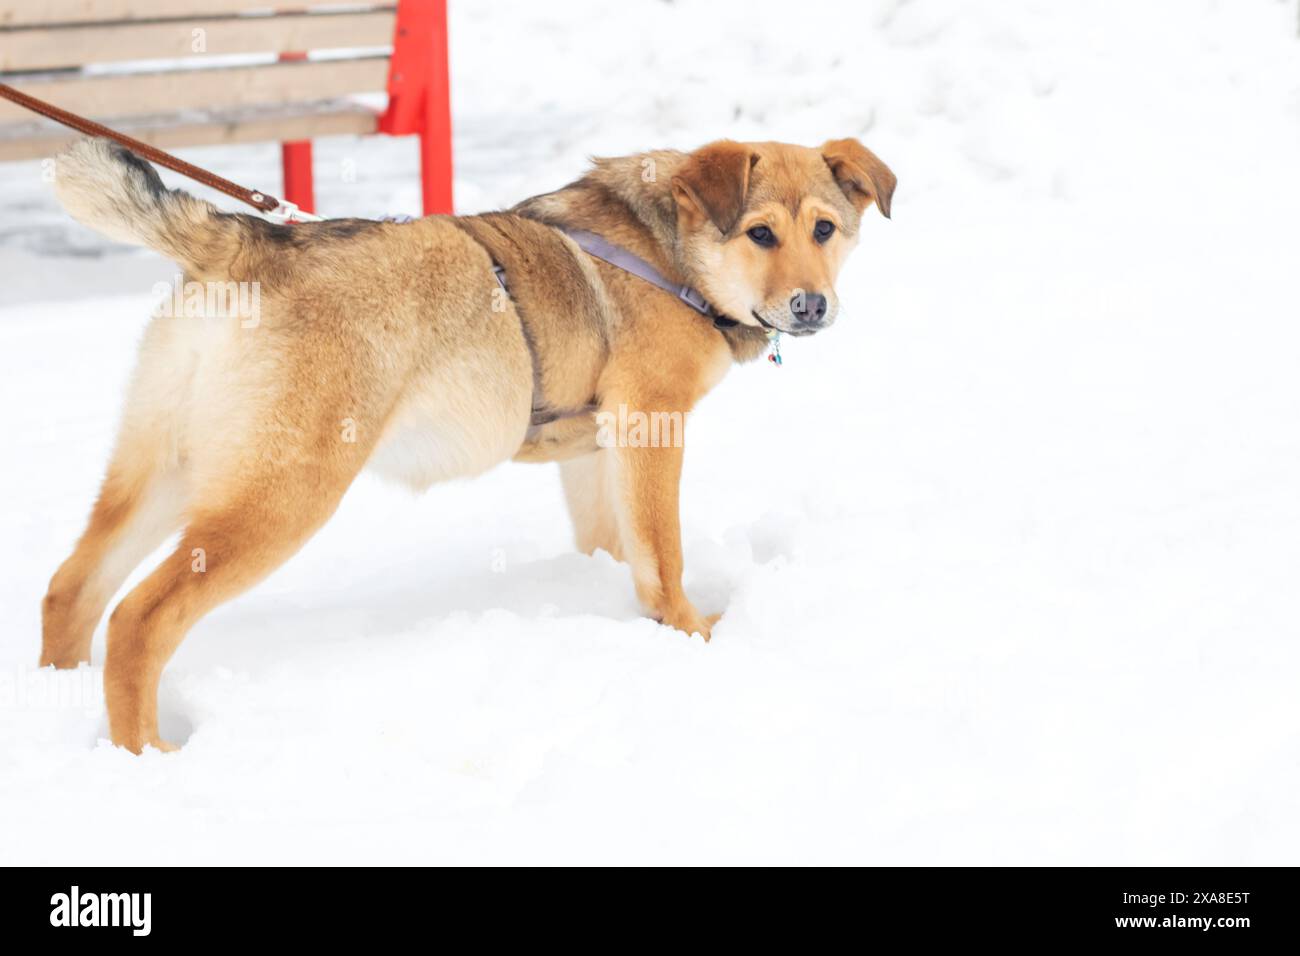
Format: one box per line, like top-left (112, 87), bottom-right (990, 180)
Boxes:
top-left (814, 219), bottom-right (836, 243)
top-left (747, 225), bottom-right (776, 248)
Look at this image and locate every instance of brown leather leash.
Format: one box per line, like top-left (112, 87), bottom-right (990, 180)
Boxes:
top-left (0, 82), bottom-right (321, 222)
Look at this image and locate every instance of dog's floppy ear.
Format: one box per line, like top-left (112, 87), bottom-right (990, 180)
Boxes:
top-left (821, 138), bottom-right (896, 218)
top-left (671, 140), bottom-right (755, 234)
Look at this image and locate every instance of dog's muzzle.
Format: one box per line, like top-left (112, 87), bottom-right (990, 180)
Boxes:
top-left (752, 293), bottom-right (835, 336)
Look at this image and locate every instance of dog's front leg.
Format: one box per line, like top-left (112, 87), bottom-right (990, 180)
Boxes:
top-left (612, 431), bottom-right (717, 640)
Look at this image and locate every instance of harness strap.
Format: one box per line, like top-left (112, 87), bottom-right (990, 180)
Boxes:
top-left (478, 249), bottom-right (579, 431)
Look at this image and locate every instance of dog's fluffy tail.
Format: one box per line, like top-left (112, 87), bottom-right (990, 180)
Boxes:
top-left (54, 138), bottom-right (235, 275)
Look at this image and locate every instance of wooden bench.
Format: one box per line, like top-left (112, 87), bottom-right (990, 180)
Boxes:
top-left (0, 0), bottom-right (453, 215)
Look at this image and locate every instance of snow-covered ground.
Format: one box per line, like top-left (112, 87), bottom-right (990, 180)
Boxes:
top-left (2, 0), bottom-right (1299, 864)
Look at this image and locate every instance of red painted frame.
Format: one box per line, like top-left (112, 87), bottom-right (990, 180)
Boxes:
top-left (279, 52), bottom-right (315, 214)
top-left (280, 0), bottom-right (453, 217)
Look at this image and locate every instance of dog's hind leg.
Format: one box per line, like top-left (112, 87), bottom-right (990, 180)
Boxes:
top-left (560, 450), bottom-right (624, 561)
top-left (103, 452), bottom-right (365, 753)
top-left (41, 339), bottom-right (192, 669)
top-left (40, 465), bottom-right (186, 669)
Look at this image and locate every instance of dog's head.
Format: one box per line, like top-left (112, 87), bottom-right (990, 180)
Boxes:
top-left (670, 138), bottom-right (894, 335)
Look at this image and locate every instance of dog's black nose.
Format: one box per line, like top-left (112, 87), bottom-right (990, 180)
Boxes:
top-left (790, 292), bottom-right (828, 324)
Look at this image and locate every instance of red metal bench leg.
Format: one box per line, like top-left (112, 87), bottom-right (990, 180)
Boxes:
top-left (276, 50), bottom-right (315, 215)
top-left (381, 0), bottom-right (453, 216)
top-left (420, 0), bottom-right (453, 215)
top-left (281, 140), bottom-right (315, 214)
top-left (419, 113), bottom-right (452, 216)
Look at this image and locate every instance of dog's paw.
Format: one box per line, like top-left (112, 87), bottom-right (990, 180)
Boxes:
top-left (112, 734), bottom-right (180, 756)
top-left (661, 607), bottom-right (720, 642)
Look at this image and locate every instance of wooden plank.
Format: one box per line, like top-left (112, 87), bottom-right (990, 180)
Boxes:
top-left (0, 2), bottom-right (393, 28)
top-left (0, 102), bottom-right (379, 161)
top-left (0, 57), bottom-right (390, 122)
top-left (1, 11), bottom-right (396, 71)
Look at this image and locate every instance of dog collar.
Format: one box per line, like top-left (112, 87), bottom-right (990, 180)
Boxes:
top-left (488, 235), bottom-right (718, 324)
top-left (562, 229), bottom-right (783, 363)
top-left (560, 228), bottom-right (723, 319)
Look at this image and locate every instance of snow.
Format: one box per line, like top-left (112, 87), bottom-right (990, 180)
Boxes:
top-left (3, 0), bottom-right (1300, 864)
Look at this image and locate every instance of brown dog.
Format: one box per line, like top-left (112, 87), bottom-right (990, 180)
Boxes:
top-left (40, 136), bottom-right (894, 752)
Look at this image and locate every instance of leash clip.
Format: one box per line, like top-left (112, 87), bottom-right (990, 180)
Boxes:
top-left (265, 200), bottom-right (324, 225)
